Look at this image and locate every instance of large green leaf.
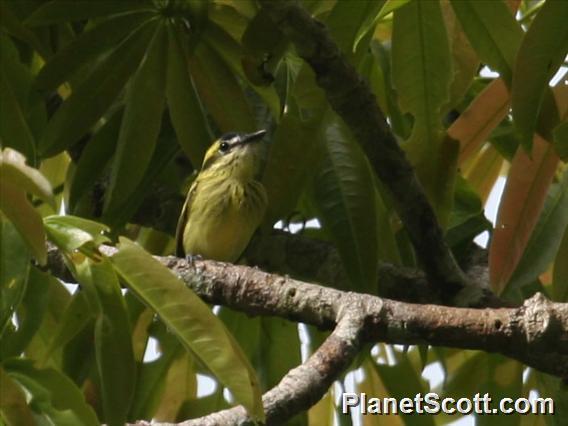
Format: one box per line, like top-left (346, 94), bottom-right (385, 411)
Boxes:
top-left (0, 148), bottom-right (53, 208)
top-left (393, 0), bottom-right (452, 148)
top-left (0, 182), bottom-right (46, 266)
top-left (552, 227), bottom-right (568, 302)
top-left (104, 23), bottom-right (167, 214)
top-left (166, 23), bottom-right (212, 168)
top-left (128, 323), bottom-right (183, 420)
top-left (450, 0), bottom-right (522, 83)
top-left (109, 238), bottom-right (264, 422)
top-left (38, 20), bottom-right (156, 157)
top-left (512, 0), bottom-right (568, 150)
top-left (0, 367), bottom-right (35, 426)
top-left (41, 290), bottom-right (93, 365)
top-left (67, 109), bottom-right (123, 213)
top-left (311, 112), bottom-right (379, 293)
top-left (3, 358), bottom-right (99, 426)
top-left (189, 41), bottom-right (256, 133)
top-left (392, 0), bottom-right (456, 227)
top-left (0, 266), bottom-right (50, 360)
top-left (373, 353), bottom-right (435, 426)
top-left (25, 0), bottom-right (152, 26)
top-left (44, 215), bottom-right (110, 254)
top-left (74, 258), bottom-right (135, 426)
top-left (554, 120), bottom-right (568, 161)
top-left (0, 67), bottom-right (36, 162)
top-left (102, 127), bottom-right (179, 228)
top-left (0, 219), bottom-right (30, 339)
top-left (203, 22), bottom-right (280, 119)
top-left (35, 11), bottom-right (155, 92)
top-left (326, 0), bottom-right (385, 62)
top-left (262, 112), bottom-right (323, 226)
top-left (0, 2), bottom-right (51, 58)
top-left (508, 169), bottom-right (568, 292)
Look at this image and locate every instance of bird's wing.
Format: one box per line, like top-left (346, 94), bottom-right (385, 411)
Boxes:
top-left (175, 180), bottom-right (198, 257)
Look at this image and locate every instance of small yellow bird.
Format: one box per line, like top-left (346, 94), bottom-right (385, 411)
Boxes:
top-left (175, 130), bottom-right (268, 262)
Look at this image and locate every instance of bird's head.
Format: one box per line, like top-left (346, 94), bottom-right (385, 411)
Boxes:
top-left (200, 130), bottom-right (268, 180)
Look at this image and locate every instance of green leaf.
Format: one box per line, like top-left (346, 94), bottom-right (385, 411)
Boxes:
top-left (44, 215), bottom-right (110, 253)
top-left (0, 2), bottom-right (51, 58)
top-left (508, 169), bottom-right (568, 292)
top-left (166, 23), bottom-right (212, 168)
top-left (534, 372), bottom-right (568, 423)
top-left (103, 129), bottom-right (179, 227)
top-left (109, 238), bottom-right (264, 422)
top-left (68, 109), bottom-right (123, 213)
top-left (189, 41), bottom-right (256, 133)
top-left (0, 219), bottom-right (30, 339)
top-left (393, 0), bottom-right (452, 148)
top-left (512, 0), bottom-right (568, 150)
top-left (39, 20), bottom-right (156, 157)
top-left (25, 0), bottom-right (153, 26)
top-left (392, 0), bottom-right (457, 226)
top-left (373, 353), bottom-right (435, 426)
top-left (104, 23), bottom-right (167, 214)
top-left (4, 358), bottom-right (99, 426)
top-left (0, 182), bottom-right (46, 265)
top-left (35, 11), bottom-right (155, 92)
top-left (312, 112), bottom-right (379, 293)
top-left (0, 67), bottom-right (36, 162)
top-left (489, 137), bottom-right (559, 294)
top-left (41, 290), bottom-right (93, 364)
top-left (128, 323), bottom-right (183, 420)
top-left (0, 266), bottom-right (50, 360)
top-left (553, 120), bottom-right (568, 161)
top-left (257, 317), bottom-right (301, 391)
top-left (326, 0), bottom-right (385, 60)
top-left (203, 23), bottom-right (280, 119)
top-left (74, 258), bottom-right (135, 426)
top-left (450, 0), bottom-right (522, 83)
top-left (0, 148), bottom-right (53, 207)
top-left (262, 112), bottom-right (323, 226)
top-left (0, 367), bottom-right (35, 426)
top-left (552, 222), bottom-right (568, 302)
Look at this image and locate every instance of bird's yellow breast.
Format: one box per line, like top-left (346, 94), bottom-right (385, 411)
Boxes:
top-left (182, 178), bottom-right (267, 262)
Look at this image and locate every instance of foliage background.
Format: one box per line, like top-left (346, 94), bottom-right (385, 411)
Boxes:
top-left (0, 0), bottom-right (567, 425)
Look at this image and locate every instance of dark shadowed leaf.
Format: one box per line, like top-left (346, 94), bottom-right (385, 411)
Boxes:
top-left (35, 11), bottom-right (155, 92)
top-left (104, 22), bottom-right (167, 214)
top-left (25, 0), bottom-right (152, 26)
top-left (312, 112), bottom-right (379, 293)
top-left (450, 0), bottom-right (522, 83)
top-left (39, 21), bottom-right (156, 157)
top-left (166, 23), bottom-right (212, 167)
top-left (0, 219), bottom-right (30, 339)
top-left (512, 0), bottom-right (568, 150)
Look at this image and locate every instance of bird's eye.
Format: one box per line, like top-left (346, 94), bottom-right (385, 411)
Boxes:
top-left (219, 142), bottom-right (230, 153)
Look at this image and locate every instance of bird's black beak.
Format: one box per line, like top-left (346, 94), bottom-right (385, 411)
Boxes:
top-left (239, 129), bottom-right (267, 145)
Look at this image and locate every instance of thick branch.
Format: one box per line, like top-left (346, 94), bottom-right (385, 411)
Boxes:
top-left (259, 0), bottom-right (468, 299)
top-left (51, 247), bottom-right (568, 425)
top-left (164, 256), bottom-right (568, 369)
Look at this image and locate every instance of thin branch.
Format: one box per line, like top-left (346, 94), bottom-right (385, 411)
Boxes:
top-left (258, 0), bottom-right (469, 300)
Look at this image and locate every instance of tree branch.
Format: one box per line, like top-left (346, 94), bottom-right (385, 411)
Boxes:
top-left (259, 0), bottom-right (469, 300)
top-left (49, 246), bottom-right (568, 425)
